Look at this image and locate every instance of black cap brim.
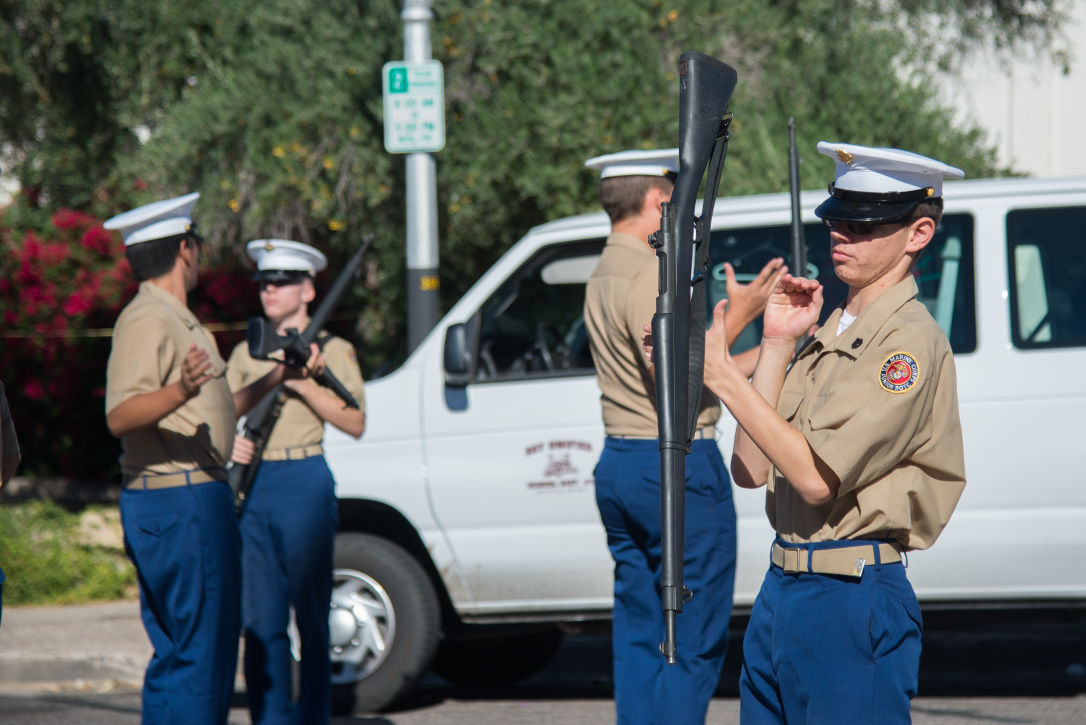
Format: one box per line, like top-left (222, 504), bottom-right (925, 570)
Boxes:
top-left (254, 269), bottom-right (310, 284)
top-left (813, 196), bottom-right (920, 223)
top-left (814, 182), bottom-right (933, 223)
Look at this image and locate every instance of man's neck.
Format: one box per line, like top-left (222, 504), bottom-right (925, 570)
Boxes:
top-left (274, 310), bottom-right (310, 335)
top-left (611, 217), bottom-right (656, 247)
top-left (844, 270), bottom-right (911, 316)
top-left (148, 269), bottom-right (189, 306)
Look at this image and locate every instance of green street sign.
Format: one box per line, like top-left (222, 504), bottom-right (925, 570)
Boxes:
top-left (382, 60), bottom-right (446, 153)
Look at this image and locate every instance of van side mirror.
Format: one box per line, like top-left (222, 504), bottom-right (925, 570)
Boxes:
top-left (443, 322), bottom-right (473, 386)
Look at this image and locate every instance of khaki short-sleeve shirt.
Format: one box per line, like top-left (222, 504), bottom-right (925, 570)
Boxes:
top-left (770, 277), bottom-right (966, 551)
top-left (105, 282), bottom-right (235, 478)
top-left (584, 232), bottom-right (721, 437)
top-left (226, 333), bottom-right (365, 452)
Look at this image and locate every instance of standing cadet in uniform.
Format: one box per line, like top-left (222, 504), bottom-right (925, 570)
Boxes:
top-left (228, 239), bottom-right (365, 725)
top-left (0, 378), bottom-right (20, 627)
top-left (583, 148), bottom-right (784, 724)
top-left (697, 143), bottom-right (968, 723)
top-left (104, 194), bottom-right (323, 725)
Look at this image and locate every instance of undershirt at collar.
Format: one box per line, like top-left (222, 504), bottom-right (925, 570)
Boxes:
top-left (837, 309), bottom-right (857, 336)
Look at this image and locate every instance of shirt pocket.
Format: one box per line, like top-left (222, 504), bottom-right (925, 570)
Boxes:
top-left (777, 390), bottom-right (804, 424)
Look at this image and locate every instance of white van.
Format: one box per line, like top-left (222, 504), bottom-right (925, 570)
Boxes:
top-left (323, 176), bottom-right (1086, 711)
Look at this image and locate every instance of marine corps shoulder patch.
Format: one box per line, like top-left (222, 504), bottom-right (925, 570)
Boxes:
top-left (879, 352), bottom-right (919, 393)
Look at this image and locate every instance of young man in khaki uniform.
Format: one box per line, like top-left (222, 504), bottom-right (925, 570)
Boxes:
top-left (583, 148), bottom-right (784, 724)
top-left (697, 143), bottom-right (968, 723)
top-left (104, 194), bottom-right (321, 725)
top-left (228, 239), bottom-right (365, 725)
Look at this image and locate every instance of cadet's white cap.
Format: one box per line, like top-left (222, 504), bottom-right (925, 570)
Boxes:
top-left (246, 239), bottom-right (327, 282)
top-left (103, 192), bottom-right (201, 247)
top-left (814, 142), bottom-right (964, 222)
top-left (584, 148), bottom-right (680, 179)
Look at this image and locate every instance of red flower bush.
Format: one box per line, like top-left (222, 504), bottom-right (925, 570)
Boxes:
top-left (1, 204), bottom-right (255, 478)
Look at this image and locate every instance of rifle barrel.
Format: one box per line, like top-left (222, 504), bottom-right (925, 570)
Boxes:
top-left (788, 118), bottom-right (806, 277)
top-left (303, 235), bottom-right (372, 345)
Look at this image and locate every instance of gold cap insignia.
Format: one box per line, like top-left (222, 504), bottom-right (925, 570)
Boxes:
top-left (836, 149), bottom-right (855, 165)
top-left (265, 242), bottom-right (275, 251)
top-left (925, 187), bottom-right (934, 197)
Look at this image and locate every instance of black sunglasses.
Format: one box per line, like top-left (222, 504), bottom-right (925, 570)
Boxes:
top-left (823, 218), bottom-right (909, 236)
top-left (259, 278), bottom-right (304, 290)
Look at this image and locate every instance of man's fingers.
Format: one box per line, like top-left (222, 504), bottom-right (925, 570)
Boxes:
top-left (712, 298), bottom-right (729, 329)
top-left (755, 257), bottom-right (781, 280)
top-left (723, 261), bottom-right (737, 287)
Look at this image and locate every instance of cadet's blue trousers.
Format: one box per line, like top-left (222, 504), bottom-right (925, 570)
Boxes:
top-left (739, 543), bottom-right (922, 724)
top-left (120, 478), bottom-right (241, 725)
top-left (240, 456), bottom-right (337, 725)
top-left (594, 436), bottom-right (737, 725)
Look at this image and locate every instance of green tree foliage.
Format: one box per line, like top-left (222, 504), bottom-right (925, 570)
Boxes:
top-left (0, 0), bottom-right (1072, 474)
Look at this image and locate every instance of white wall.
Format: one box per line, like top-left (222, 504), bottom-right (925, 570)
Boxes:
top-left (937, 0), bottom-right (1086, 178)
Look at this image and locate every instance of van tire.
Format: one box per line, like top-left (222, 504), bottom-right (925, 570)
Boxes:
top-left (329, 533), bottom-right (440, 714)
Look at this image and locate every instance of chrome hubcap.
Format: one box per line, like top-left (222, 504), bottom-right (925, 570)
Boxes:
top-left (328, 568), bottom-right (396, 683)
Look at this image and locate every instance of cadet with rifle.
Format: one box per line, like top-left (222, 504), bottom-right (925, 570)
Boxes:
top-left (228, 239), bottom-right (365, 725)
top-left (583, 139), bottom-right (783, 721)
top-left (693, 143), bottom-right (966, 722)
top-left (104, 194), bottom-right (322, 725)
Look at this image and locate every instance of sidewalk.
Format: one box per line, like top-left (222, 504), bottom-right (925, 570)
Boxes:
top-left (0, 600), bottom-right (149, 694)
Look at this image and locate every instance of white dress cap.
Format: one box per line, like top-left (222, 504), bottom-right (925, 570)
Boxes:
top-left (103, 192), bottom-right (200, 247)
top-left (585, 148), bottom-right (680, 179)
top-left (246, 239), bottom-right (328, 277)
top-left (817, 142), bottom-right (964, 198)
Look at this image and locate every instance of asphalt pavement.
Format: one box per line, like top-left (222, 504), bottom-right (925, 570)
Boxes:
top-left (4, 600), bottom-right (1086, 724)
top-left (0, 600), bottom-right (150, 696)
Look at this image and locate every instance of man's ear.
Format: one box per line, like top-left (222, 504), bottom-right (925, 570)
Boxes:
top-left (300, 277), bottom-right (317, 304)
top-left (645, 184), bottom-right (670, 215)
top-left (905, 217), bottom-right (936, 255)
top-left (178, 236), bottom-right (196, 261)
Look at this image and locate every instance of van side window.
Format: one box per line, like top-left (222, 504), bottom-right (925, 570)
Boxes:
top-left (1007, 206), bottom-right (1086, 349)
top-left (708, 213), bottom-right (977, 354)
top-left (473, 240), bottom-right (604, 381)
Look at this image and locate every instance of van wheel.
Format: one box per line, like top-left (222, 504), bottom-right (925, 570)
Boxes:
top-left (329, 533), bottom-right (440, 714)
top-left (431, 627), bottom-right (564, 688)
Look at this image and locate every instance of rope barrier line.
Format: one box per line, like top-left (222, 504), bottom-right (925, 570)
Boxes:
top-left (0, 312), bottom-right (359, 339)
top-left (0, 320), bottom-right (249, 339)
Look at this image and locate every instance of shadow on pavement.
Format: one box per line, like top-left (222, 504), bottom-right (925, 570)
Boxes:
top-left (373, 607), bottom-right (1086, 716)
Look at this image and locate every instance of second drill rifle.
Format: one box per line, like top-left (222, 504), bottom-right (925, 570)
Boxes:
top-left (230, 235), bottom-right (372, 513)
top-left (650, 51), bottom-right (738, 664)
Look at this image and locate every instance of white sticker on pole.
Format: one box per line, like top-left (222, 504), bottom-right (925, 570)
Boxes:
top-left (382, 60), bottom-right (446, 153)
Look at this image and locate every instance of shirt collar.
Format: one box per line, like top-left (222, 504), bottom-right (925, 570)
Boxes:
top-left (819, 276), bottom-right (920, 359)
top-left (140, 281), bottom-right (199, 330)
top-left (606, 231), bottom-right (654, 258)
